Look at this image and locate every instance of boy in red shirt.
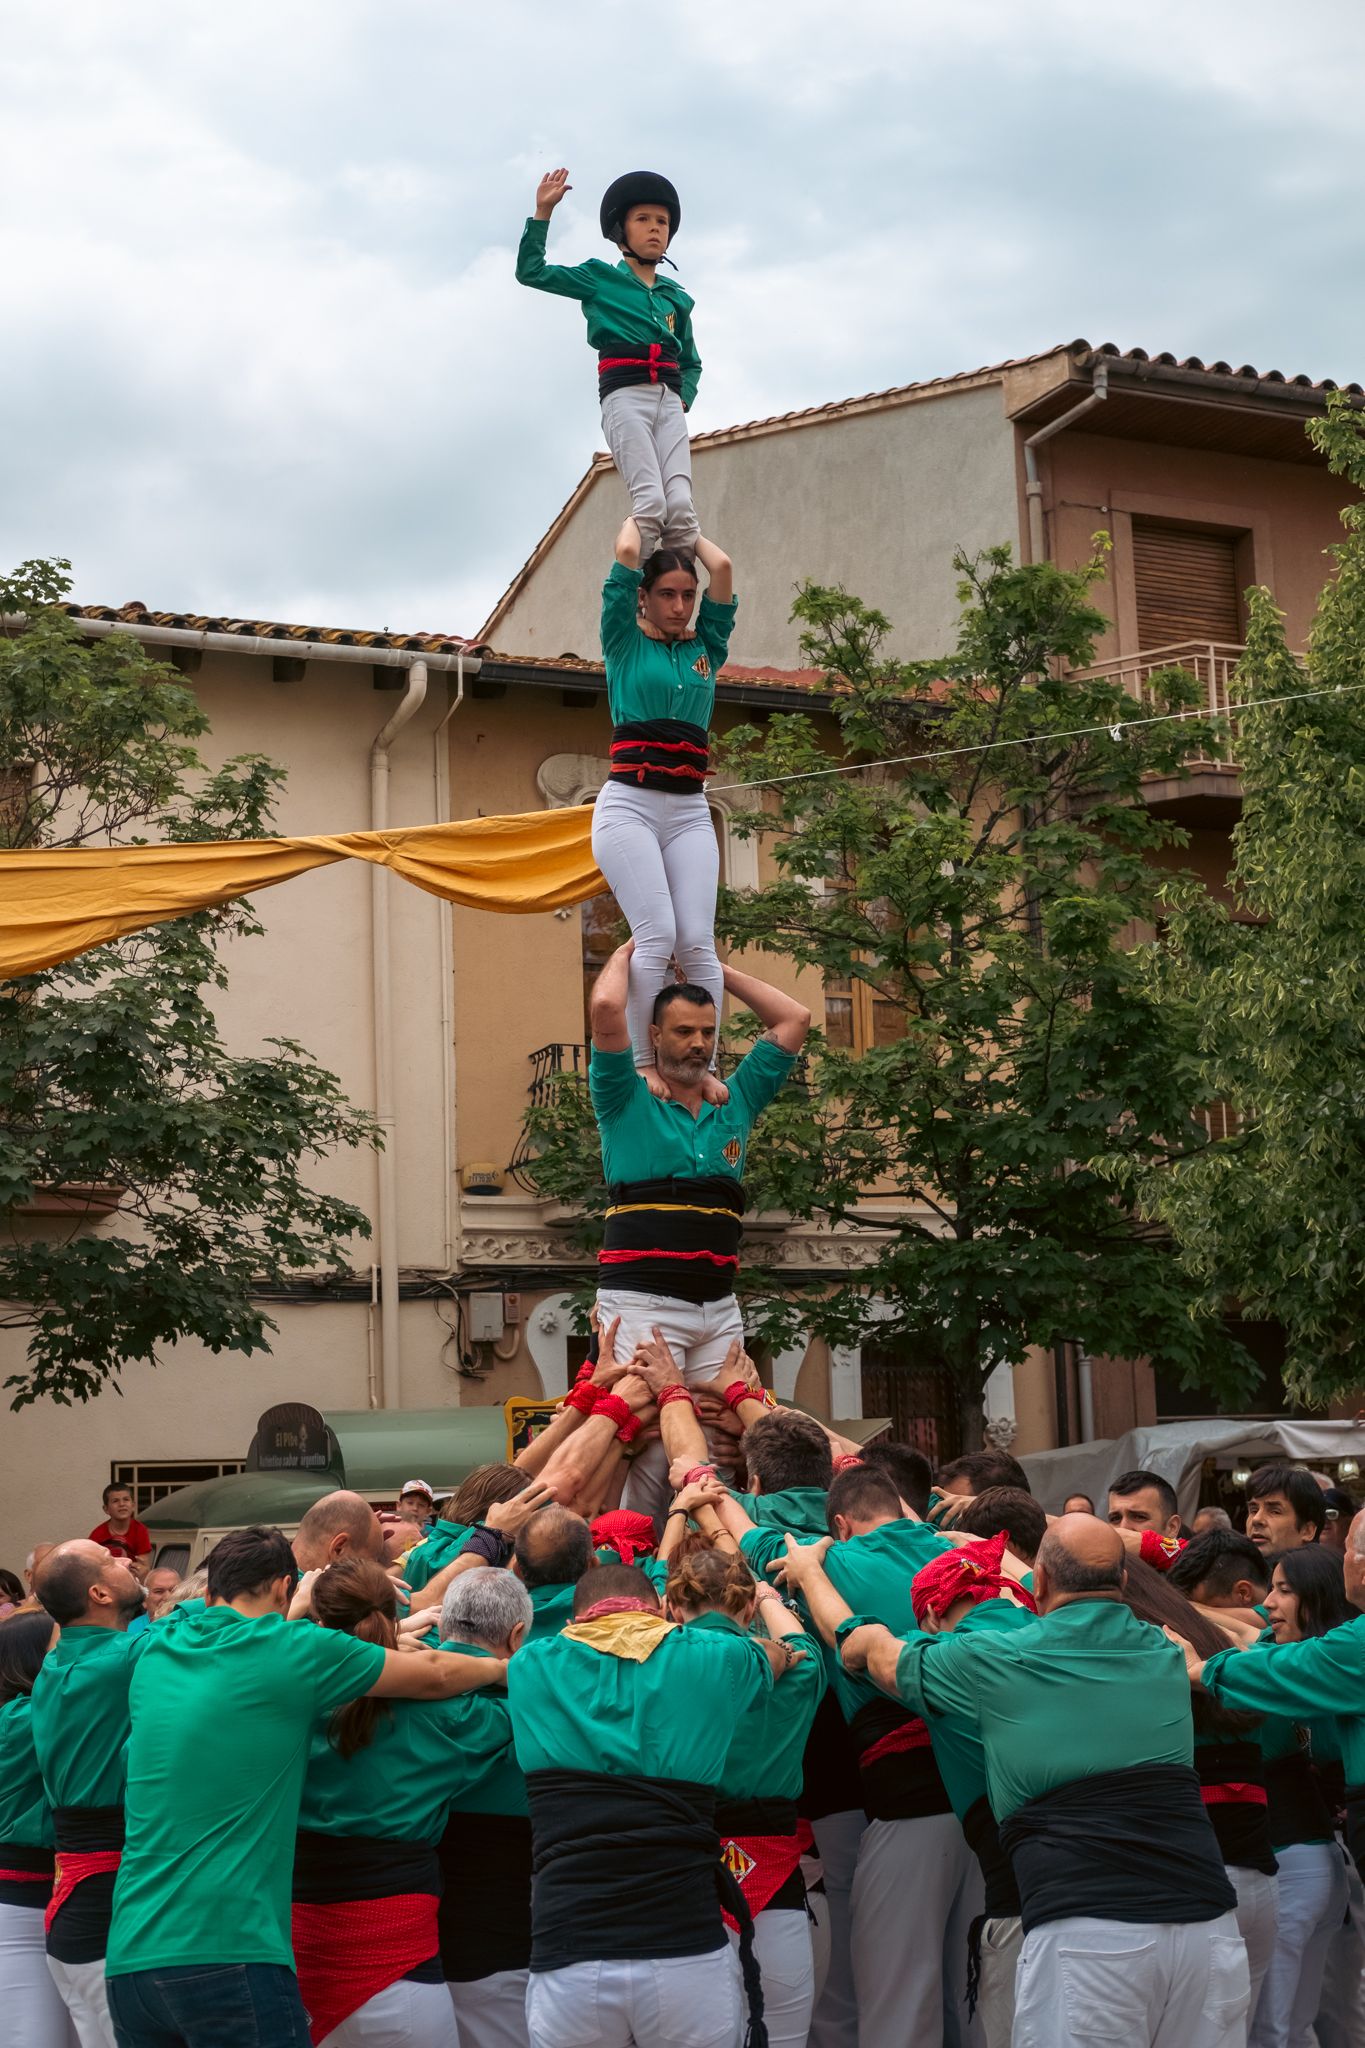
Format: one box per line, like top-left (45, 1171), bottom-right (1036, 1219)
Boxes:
top-left (89, 1485), bottom-right (152, 1577)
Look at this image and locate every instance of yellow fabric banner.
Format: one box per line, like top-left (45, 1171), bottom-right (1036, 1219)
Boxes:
top-left (0, 807), bottom-right (605, 979)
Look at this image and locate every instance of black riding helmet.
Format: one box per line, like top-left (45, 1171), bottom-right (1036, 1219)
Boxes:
top-left (600, 172), bottom-right (681, 261)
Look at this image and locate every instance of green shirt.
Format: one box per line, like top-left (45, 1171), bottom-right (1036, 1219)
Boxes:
top-left (893, 1599), bottom-right (1039, 1821)
top-left (600, 562), bottom-right (738, 729)
top-left (438, 1641), bottom-right (528, 1818)
top-left (403, 1519), bottom-right (473, 1593)
top-left (0, 1696), bottom-right (53, 1849)
top-left (106, 1605), bottom-right (386, 1978)
top-left (528, 1582), bottom-right (578, 1642)
top-left (1203, 1619), bottom-right (1365, 1789)
top-left (688, 1613), bottom-right (823, 1806)
top-left (30, 1624), bottom-right (146, 1809)
top-left (516, 218), bottom-right (702, 410)
top-left (894, 1596), bottom-right (1194, 1822)
top-left (508, 1621), bottom-right (771, 1781)
top-left (591, 1037), bottom-right (797, 1191)
top-left (300, 1688), bottom-right (513, 1844)
top-left (740, 1517), bottom-right (953, 1720)
top-left (730, 1488), bottom-right (830, 1541)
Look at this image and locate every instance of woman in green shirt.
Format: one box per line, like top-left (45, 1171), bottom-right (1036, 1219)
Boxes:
top-left (667, 1545), bottom-right (822, 2048)
top-left (592, 517), bottom-right (737, 1100)
top-left (0, 1610), bottom-right (68, 2048)
top-left (293, 1560), bottom-right (513, 2047)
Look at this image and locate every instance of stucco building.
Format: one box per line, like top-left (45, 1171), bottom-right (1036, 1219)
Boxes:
top-left (1, 337), bottom-right (1358, 1563)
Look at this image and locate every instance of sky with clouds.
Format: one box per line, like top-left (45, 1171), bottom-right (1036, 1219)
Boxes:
top-left (3, 0), bottom-right (1362, 638)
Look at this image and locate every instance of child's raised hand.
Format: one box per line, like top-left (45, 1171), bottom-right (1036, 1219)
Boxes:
top-left (535, 168), bottom-right (572, 217)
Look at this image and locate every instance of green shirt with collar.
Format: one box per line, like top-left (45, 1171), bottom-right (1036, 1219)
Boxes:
top-left (888, 1599), bottom-right (1037, 1821)
top-left (0, 1696), bottom-right (53, 1849)
top-left (106, 1604), bottom-right (386, 1978)
top-left (438, 1640), bottom-right (529, 1818)
top-left (739, 1517), bottom-right (954, 1722)
top-left (30, 1623), bottom-right (147, 1809)
top-left (600, 562), bottom-right (738, 729)
top-left (507, 1620), bottom-right (771, 1781)
top-left (299, 1682), bottom-right (514, 1844)
top-left (590, 1037), bottom-right (797, 1192)
top-left (516, 217), bottom-right (702, 410)
top-left (1202, 1617), bottom-right (1365, 1791)
top-left (730, 1487), bottom-right (830, 1542)
top-left (403, 1519), bottom-right (474, 1593)
top-left (685, 1612), bottom-right (823, 1806)
top-left (894, 1596), bottom-right (1195, 1822)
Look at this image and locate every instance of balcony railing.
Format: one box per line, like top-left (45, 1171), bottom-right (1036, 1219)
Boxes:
top-left (508, 1042), bottom-right (589, 1189)
top-left (1076, 641), bottom-right (1248, 767)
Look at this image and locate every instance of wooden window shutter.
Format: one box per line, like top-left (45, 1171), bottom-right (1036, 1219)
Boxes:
top-left (1132, 522), bottom-right (1242, 648)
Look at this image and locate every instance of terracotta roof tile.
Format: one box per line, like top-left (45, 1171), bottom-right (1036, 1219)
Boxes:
top-left (63, 602), bottom-right (475, 656)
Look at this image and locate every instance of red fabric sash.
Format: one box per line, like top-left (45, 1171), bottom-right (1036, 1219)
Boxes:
top-left (719, 1832), bottom-right (804, 1929)
top-left (0, 1865), bottom-right (49, 1881)
top-left (861, 1718), bottom-right (932, 1768)
top-left (44, 1850), bottom-right (120, 1934)
top-left (292, 1891), bottom-right (438, 2046)
top-left (1201, 1782), bottom-right (1268, 1807)
top-left (598, 1246), bottom-right (738, 1267)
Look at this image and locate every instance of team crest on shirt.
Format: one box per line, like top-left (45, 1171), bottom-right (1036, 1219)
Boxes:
top-left (723, 1138), bottom-right (741, 1167)
top-left (692, 652), bottom-right (711, 681)
top-left (721, 1839), bottom-right (755, 1883)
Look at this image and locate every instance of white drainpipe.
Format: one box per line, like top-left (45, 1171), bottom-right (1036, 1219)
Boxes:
top-left (432, 652), bottom-right (466, 1273)
top-left (369, 661), bottom-right (429, 1408)
top-left (1023, 361), bottom-right (1109, 563)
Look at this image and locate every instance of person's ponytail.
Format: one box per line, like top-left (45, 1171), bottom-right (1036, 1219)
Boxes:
top-left (313, 1558), bottom-right (399, 1758)
top-left (666, 1543), bottom-right (755, 1622)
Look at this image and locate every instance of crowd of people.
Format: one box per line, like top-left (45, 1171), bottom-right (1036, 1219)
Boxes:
top-left (4, 1391), bottom-right (1365, 2048)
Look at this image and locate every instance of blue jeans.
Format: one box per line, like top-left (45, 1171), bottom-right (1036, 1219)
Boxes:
top-left (107, 1964), bottom-right (311, 2047)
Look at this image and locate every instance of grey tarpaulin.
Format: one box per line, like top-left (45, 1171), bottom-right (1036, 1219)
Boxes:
top-left (1019, 1419), bottom-right (1365, 1522)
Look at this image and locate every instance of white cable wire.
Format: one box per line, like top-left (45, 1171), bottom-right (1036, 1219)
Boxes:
top-left (706, 677), bottom-right (1365, 795)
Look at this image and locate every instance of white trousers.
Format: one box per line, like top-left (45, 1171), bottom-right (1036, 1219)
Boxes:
top-left (47, 1956), bottom-right (117, 2048)
top-left (807, 1811), bottom-right (865, 2048)
top-left (726, 1908), bottom-right (813, 2048)
top-left (976, 1913), bottom-right (1022, 2048)
top-left (1250, 1840), bottom-right (1349, 2048)
top-left (1012, 1911), bottom-right (1250, 2048)
top-left (600, 385), bottom-right (698, 562)
top-left (591, 781), bottom-right (721, 1071)
top-left (1314, 1848), bottom-right (1365, 2048)
top-left (849, 1811), bottom-right (982, 2048)
top-left (1227, 1866), bottom-right (1279, 2021)
top-left (594, 1289), bottom-right (744, 1518)
top-left (320, 1977), bottom-right (458, 2046)
top-left (0, 1904), bottom-right (75, 2048)
top-left (448, 1971), bottom-right (528, 2048)
top-left (525, 1951), bottom-right (741, 2048)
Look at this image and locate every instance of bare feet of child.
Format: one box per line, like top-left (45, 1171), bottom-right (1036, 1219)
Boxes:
top-left (700, 1070), bottom-right (730, 1106)
top-left (641, 1066), bottom-right (670, 1100)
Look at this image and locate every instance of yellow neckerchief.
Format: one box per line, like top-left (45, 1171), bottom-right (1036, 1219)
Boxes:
top-left (560, 1610), bottom-right (676, 1663)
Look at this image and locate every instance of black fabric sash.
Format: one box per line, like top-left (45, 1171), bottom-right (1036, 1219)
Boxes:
top-left (598, 337), bottom-right (683, 401)
top-left (526, 1769), bottom-right (724, 1971)
top-left (292, 1830), bottom-right (440, 1904)
top-left (0, 1840), bottom-right (53, 1910)
top-left (1196, 1740), bottom-right (1277, 1877)
top-left (998, 1763), bottom-right (1236, 1934)
top-left (47, 1806), bottom-right (125, 1965)
top-left (438, 1811), bottom-right (533, 1981)
top-left (715, 1797), bottom-right (799, 1839)
top-left (799, 1688), bottom-right (864, 1824)
top-left (962, 1794), bottom-right (1021, 1919)
top-left (609, 720), bottom-right (710, 794)
top-left (1265, 1751), bottom-right (1336, 1849)
top-left (1344, 1784), bottom-right (1365, 1880)
top-left (849, 1697), bottom-right (953, 1823)
top-left (601, 1175), bottom-right (744, 1306)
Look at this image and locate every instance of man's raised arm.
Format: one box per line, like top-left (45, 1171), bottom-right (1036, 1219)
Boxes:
top-left (589, 940), bottom-right (634, 1054)
top-left (721, 962), bottom-right (811, 1056)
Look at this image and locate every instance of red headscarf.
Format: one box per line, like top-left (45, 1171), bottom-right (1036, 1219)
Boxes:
top-left (590, 1509), bottom-right (657, 1567)
top-left (910, 1529), bottom-right (1038, 1627)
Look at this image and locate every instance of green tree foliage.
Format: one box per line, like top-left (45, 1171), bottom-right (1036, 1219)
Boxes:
top-left (527, 542), bottom-right (1251, 1443)
top-left (1133, 395), bottom-right (1365, 1405)
top-left (0, 560), bottom-right (375, 1407)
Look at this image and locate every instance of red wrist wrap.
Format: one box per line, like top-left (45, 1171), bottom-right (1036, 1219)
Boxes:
top-left (723, 1381), bottom-right (755, 1413)
top-left (656, 1384), bottom-right (697, 1411)
top-left (833, 1453), bottom-right (864, 1472)
top-left (594, 1391), bottom-right (643, 1443)
top-left (564, 1380), bottom-right (599, 1416)
top-left (573, 1359), bottom-right (596, 1386)
top-left (683, 1463), bottom-right (716, 1487)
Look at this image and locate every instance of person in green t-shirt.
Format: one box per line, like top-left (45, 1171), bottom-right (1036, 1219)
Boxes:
top-left (0, 1608), bottom-right (70, 2048)
top-left (517, 166), bottom-right (700, 562)
top-left (103, 1523), bottom-right (508, 2048)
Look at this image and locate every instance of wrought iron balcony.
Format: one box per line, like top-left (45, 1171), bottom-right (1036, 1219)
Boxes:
top-left (508, 1042), bottom-right (588, 1189)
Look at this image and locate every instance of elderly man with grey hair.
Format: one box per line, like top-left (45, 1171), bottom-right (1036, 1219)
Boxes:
top-left (438, 1567), bottom-right (536, 2048)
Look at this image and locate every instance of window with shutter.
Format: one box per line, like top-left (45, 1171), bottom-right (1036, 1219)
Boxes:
top-left (1132, 522), bottom-right (1243, 649)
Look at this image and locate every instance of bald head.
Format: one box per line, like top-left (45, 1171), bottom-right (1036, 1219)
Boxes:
top-left (1034, 1513), bottom-right (1126, 1611)
top-left (514, 1505), bottom-right (594, 1591)
top-left (293, 1491), bottom-right (383, 1571)
top-left (36, 1539), bottom-right (145, 1628)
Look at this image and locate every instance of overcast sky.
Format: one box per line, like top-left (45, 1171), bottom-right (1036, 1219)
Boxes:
top-left (3, 0), bottom-right (1362, 638)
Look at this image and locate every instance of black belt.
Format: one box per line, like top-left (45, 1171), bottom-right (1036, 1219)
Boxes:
top-left (293, 1830), bottom-right (440, 1904)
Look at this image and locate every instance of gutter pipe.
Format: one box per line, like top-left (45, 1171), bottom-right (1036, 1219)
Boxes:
top-left (432, 654), bottom-right (466, 1273)
top-left (1023, 361), bottom-right (1109, 564)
